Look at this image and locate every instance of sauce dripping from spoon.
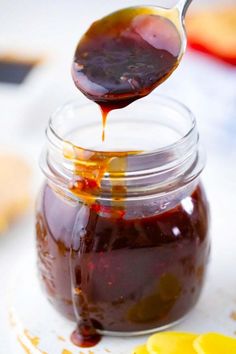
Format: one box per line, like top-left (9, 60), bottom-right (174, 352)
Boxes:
top-left (72, 4), bottom-right (189, 140)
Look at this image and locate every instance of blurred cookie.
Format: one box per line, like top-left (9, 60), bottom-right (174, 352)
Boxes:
top-left (186, 7), bottom-right (236, 65)
top-left (0, 153), bottom-right (31, 232)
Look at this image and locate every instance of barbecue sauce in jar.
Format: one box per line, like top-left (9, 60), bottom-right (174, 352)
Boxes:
top-left (36, 182), bottom-right (209, 347)
top-left (36, 110), bottom-right (210, 348)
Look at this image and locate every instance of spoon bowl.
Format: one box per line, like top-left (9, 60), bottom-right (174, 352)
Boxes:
top-left (72, 1), bottom-right (192, 109)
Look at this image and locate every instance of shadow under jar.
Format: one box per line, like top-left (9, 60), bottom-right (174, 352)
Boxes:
top-left (36, 95), bottom-right (210, 340)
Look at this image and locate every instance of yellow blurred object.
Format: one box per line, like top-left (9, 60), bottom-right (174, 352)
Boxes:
top-left (186, 7), bottom-right (236, 65)
top-left (132, 344), bottom-right (150, 354)
top-left (0, 153), bottom-right (31, 232)
top-left (194, 333), bottom-right (236, 354)
top-left (131, 331), bottom-right (236, 353)
top-left (147, 332), bottom-right (198, 354)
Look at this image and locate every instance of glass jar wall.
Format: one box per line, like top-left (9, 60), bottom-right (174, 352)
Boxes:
top-left (36, 95), bottom-right (210, 336)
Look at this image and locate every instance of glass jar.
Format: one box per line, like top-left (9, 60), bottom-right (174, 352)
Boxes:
top-left (36, 95), bottom-right (210, 338)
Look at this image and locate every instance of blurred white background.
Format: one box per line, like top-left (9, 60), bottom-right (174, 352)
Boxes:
top-left (0, 0), bottom-right (236, 353)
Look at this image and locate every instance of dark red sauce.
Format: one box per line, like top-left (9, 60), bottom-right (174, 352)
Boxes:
top-left (71, 323), bottom-right (101, 348)
top-left (36, 183), bottom-right (210, 346)
top-left (72, 7), bottom-right (181, 139)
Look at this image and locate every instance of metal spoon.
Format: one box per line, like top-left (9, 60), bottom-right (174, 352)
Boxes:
top-left (72, 0), bottom-right (194, 107)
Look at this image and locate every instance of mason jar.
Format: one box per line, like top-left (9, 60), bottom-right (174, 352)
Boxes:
top-left (36, 95), bottom-right (210, 340)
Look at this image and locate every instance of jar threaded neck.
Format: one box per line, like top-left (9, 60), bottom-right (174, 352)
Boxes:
top-left (40, 95), bottom-right (205, 202)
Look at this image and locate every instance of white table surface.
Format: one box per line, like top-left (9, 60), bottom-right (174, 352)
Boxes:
top-left (0, 1), bottom-right (236, 353)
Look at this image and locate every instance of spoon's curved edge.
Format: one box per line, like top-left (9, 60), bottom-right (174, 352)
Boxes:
top-left (176, 0), bottom-right (194, 19)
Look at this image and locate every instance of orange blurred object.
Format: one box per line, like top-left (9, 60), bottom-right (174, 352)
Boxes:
top-left (0, 153), bottom-right (31, 232)
top-left (186, 7), bottom-right (236, 65)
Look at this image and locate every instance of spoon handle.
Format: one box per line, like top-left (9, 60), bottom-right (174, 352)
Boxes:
top-left (177, 0), bottom-right (193, 18)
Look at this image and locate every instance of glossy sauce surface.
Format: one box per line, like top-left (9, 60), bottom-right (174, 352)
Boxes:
top-left (72, 7), bottom-right (181, 139)
top-left (36, 183), bottom-right (210, 344)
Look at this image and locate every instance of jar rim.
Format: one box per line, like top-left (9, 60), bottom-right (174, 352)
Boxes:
top-left (48, 94), bottom-right (196, 157)
top-left (42, 94), bottom-right (204, 201)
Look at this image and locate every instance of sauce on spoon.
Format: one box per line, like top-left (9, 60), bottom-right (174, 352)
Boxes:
top-left (72, 6), bottom-right (183, 140)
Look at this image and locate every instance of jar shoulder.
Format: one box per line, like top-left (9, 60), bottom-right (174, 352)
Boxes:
top-left (36, 181), bottom-right (209, 250)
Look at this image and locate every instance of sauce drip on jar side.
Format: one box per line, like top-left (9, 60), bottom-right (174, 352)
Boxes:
top-left (71, 323), bottom-right (101, 348)
top-left (63, 142), bottom-right (139, 206)
top-left (63, 144), bottom-right (139, 347)
top-left (72, 6), bottom-right (181, 140)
